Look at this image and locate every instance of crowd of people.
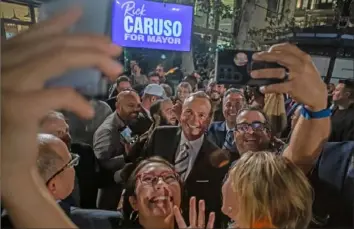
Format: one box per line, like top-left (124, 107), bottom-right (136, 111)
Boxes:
top-left (2, 8), bottom-right (354, 229)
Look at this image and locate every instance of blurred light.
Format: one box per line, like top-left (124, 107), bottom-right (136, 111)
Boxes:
top-left (161, 54), bottom-right (166, 59)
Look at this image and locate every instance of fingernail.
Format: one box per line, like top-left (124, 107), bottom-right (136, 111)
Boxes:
top-left (260, 86), bottom-right (266, 93)
top-left (250, 71), bottom-right (257, 78)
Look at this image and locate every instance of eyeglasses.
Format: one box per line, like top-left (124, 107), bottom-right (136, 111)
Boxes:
top-left (46, 153), bottom-right (80, 185)
top-left (136, 171), bottom-right (179, 185)
top-left (235, 121), bottom-right (268, 133)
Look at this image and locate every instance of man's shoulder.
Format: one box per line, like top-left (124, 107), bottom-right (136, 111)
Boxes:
top-left (70, 207), bottom-right (123, 229)
top-left (155, 125), bottom-right (179, 133)
top-left (208, 121), bottom-right (225, 130)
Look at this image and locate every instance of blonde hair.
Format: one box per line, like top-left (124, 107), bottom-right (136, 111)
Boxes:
top-left (229, 151), bottom-right (313, 229)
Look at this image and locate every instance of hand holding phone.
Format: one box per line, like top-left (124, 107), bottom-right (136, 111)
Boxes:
top-left (120, 126), bottom-right (137, 145)
top-left (215, 49), bottom-right (287, 86)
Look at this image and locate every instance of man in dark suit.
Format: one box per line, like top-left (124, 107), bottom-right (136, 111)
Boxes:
top-left (144, 92), bottom-right (228, 228)
top-left (94, 90), bottom-right (141, 210)
top-left (208, 88), bottom-right (244, 148)
top-left (1, 133), bottom-right (122, 229)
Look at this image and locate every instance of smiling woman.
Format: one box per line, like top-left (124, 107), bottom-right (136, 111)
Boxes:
top-left (121, 156), bottom-right (183, 229)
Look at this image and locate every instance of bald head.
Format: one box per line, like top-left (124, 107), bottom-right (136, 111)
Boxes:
top-left (36, 134), bottom-right (70, 182)
top-left (115, 90), bottom-right (141, 120)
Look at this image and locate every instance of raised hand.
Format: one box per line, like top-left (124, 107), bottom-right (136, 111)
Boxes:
top-left (251, 43), bottom-right (327, 111)
top-left (173, 197), bottom-right (215, 229)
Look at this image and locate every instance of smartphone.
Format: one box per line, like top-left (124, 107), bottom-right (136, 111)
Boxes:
top-left (39, 0), bottom-right (113, 97)
top-left (120, 126), bottom-right (137, 144)
top-left (215, 49), bottom-right (286, 86)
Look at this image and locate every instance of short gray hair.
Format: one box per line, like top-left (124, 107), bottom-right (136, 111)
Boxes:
top-left (39, 111), bottom-right (65, 128)
top-left (36, 134), bottom-right (64, 182)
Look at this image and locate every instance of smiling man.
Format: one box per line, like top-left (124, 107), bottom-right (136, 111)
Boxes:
top-left (144, 91), bottom-right (228, 228)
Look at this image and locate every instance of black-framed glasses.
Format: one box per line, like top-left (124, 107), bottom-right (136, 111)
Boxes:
top-left (46, 153), bottom-right (80, 185)
top-left (136, 171), bottom-right (179, 185)
top-left (235, 121), bottom-right (268, 133)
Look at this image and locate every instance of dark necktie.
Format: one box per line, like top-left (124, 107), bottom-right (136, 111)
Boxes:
top-left (223, 129), bottom-right (236, 153)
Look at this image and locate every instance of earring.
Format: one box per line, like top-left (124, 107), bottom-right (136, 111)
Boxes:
top-left (129, 211), bottom-right (139, 221)
top-left (228, 207), bottom-right (233, 213)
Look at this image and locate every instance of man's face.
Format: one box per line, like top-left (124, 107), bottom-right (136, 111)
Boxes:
top-left (332, 83), bottom-right (349, 103)
top-left (234, 110), bottom-right (271, 155)
top-left (161, 100), bottom-right (177, 125)
top-left (207, 83), bottom-right (225, 100)
top-left (180, 97), bottom-right (211, 140)
top-left (117, 81), bottom-right (132, 93)
top-left (47, 140), bottom-right (76, 200)
top-left (41, 118), bottom-right (71, 148)
top-left (149, 76), bottom-right (160, 84)
top-left (130, 60), bottom-right (137, 69)
top-left (177, 87), bottom-right (190, 102)
top-left (156, 66), bottom-right (164, 77)
top-left (223, 93), bottom-right (244, 126)
top-left (117, 93), bottom-right (141, 120)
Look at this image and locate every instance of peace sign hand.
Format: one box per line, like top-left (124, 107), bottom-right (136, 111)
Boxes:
top-left (173, 197), bottom-right (215, 229)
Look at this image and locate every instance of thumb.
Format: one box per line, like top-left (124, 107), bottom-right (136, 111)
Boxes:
top-left (29, 88), bottom-right (94, 119)
top-left (260, 81), bottom-right (291, 94)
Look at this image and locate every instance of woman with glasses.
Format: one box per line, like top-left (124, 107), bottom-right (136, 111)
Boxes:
top-left (222, 151), bottom-right (313, 229)
top-left (119, 156), bottom-right (214, 229)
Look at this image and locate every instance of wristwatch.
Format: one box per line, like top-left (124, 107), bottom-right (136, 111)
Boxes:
top-left (300, 106), bottom-right (332, 120)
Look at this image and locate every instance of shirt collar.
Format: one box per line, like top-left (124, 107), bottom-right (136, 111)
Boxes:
top-left (180, 131), bottom-right (204, 148)
top-left (225, 122), bottom-right (233, 131)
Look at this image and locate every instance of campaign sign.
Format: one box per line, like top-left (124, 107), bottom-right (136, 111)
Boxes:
top-left (112, 0), bottom-right (193, 51)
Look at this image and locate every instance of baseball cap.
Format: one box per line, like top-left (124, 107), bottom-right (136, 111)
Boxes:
top-left (143, 84), bottom-right (167, 99)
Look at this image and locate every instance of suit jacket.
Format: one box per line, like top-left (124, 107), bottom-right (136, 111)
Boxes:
top-left (208, 121), bottom-right (227, 148)
top-left (93, 113), bottom-right (126, 184)
top-left (130, 109), bottom-right (153, 136)
top-left (1, 201), bottom-right (122, 229)
top-left (309, 141), bottom-right (354, 228)
top-left (105, 97), bottom-right (116, 112)
top-left (145, 126), bottom-right (228, 228)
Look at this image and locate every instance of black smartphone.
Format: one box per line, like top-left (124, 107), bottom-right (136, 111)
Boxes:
top-left (215, 49), bottom-right (287, 86)
top-left (39, 0), bottom-right (113, 97)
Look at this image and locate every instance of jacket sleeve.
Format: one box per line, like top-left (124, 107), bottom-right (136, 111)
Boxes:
top-left (93, 127), bottom-right (125, 172)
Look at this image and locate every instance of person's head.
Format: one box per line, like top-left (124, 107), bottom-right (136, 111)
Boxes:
top-left (207, 79), bottom-right (225, 101)
top-left (39, 111), bottom-right (71, 148)
top-left (177, 82), bottom-right (193, 102)
top-left (180, 92), bottom-right (212, 140)
top-left (150, 98), bottom-right (176, 126)
top-left (130, 60), bottom-right (137, 70)
top-left (148, 72), bottom-right (161, 84)
top-left (125, 157), bottom-right (182, 227)
top-left (142, 84), bottom-right (168, 110)
top-left (183, 75), bottom-right (198, 92)
top-left (37, 134), bottom-right (79, 200)
top-left (234, 107), bottom-right (271, 154)
top-left (116, 75), bottom-right (132, 94)
top-left (155, 64), bottom-right (165, 77)
top-left (291, 105), bottom-right (302, 130)
top-left (116, 90), bottom-right (141, 121)
top-left (222, 152), bottom-right (312, 229)
top-left (160, 83), bottom-right (173, 98)
top-left (223, 88), bottom-right (245, 127)
top-left (332, 79), bottom-right (354, 105)
top-left (327, 83), bottom-right (335, 94)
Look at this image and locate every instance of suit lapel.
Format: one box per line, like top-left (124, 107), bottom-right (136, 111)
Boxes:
top-left (185, 135), bottom-right (210, 182)
top-left (159, 128), bottom-right (181, 162)
top-left (171, 128), bottom-right (182, 161)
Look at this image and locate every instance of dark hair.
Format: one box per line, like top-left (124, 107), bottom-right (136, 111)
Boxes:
top-left (148, 71), bottom-right (160, 78)
top-left (236, 106), bottom-right (271, 129)
top-left (339, 79), bottom-right (354, 99)
top-left (116, 75), bottom-right (131, 85)
top-left (150, 99), bottom-right (171, 124)
top-left (122, 156), bottom-right (182, 226)
top-left (223, 88), bottom-right (244, 99)
top-left (183, 75), bottom-right (198, 91)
